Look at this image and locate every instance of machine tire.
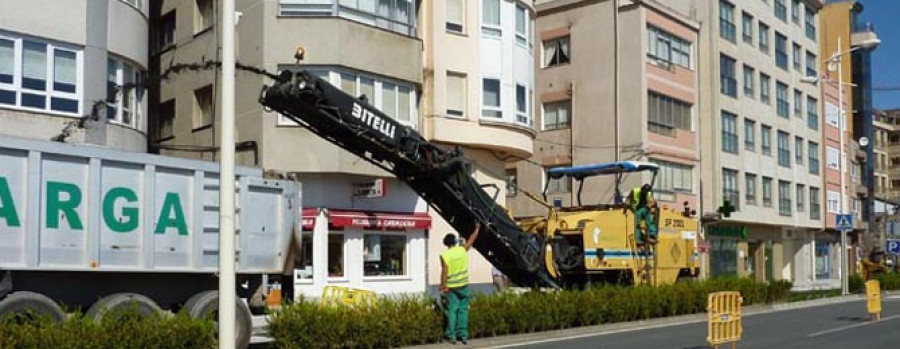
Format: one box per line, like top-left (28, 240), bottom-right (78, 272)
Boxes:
top-left (183, 290), bottom-right (252, 349)
top-left (86, 293), bottom-right (162, 321)
top-left (0, 291), bottom-right (66, 323)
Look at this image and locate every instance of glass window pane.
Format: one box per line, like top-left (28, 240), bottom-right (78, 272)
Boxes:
top-left (516, 85), bottom-right (526, 113)
top-left (364, 234), bottom-right (406, 276)
top-left (0, 39), bottom-right (13, 83)
top-left (516, 5), bottom-right (526, 35)
top-left (360, 76), bottom-right (375, 103)
top-left (341, 73), bottom-right (356, 95)
top-left (398, 85), bottom-right (410, 122)
top-left (22, 41), bottom-right (47, 90)
top-left (328, 234), bottom-right (344, 277)
top-left (483, 79), bottom-right (499, 107)
top-left (53, 50), bottom-right (77, 93)
top-left (483, 0), bottom-right (499, 25)
top-left (382, 81), bottom-right (396, 118)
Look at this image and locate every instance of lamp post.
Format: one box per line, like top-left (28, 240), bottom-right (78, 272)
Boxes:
top-left (802, 35), bottom-right (879, 295)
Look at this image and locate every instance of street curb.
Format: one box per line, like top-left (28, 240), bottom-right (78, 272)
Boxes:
top-left (403, 291), bottom-right (899, 349)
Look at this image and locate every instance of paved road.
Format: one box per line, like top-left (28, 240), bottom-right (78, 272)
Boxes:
top-left (492, 296), bottom-right (900, 349)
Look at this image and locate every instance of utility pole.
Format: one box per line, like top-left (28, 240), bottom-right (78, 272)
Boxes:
top-left (218, 0), bottom-right (237, 347)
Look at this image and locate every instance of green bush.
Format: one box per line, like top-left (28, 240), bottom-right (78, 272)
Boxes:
top-left (268, 277), bottom-right (791, 348)
top-left (874, 272), bottom-right (900, 291)
top-left (850, 274), bottom-right (865, 293)
top-left (0, 310), bottom-right (215, 349)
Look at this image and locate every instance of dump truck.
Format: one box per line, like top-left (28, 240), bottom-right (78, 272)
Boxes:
top-left (0, 135), bottom-right (301, 348)
top-left (258, 66), bottom-right (699, 288)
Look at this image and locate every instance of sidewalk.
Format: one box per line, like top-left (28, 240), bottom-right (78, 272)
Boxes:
top-left (403, 292), bottom-right (889, 349)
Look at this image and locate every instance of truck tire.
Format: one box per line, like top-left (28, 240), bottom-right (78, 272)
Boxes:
top-left (0, 291), bottom-right (66, 323)
top-left (183, 290), bottom-right (252, 349)
top-left (86, 293), bottom-right (162, 321)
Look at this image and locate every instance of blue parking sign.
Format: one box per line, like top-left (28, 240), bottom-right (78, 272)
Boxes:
top-left (887, 240), bottom-right (900, 255)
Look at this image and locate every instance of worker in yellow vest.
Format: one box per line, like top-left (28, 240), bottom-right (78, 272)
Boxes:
top-left (628, 184), bottom-right (658, 244)
top-left (440, 222), bottom-right (480, 345)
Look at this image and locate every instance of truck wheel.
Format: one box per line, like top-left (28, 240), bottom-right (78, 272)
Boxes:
top-left (0, 291), bottom-right (66, 323)
top-left (86, 293), bottom-right (162, 321)
top-left (183, 290), bottom-right (252, 349)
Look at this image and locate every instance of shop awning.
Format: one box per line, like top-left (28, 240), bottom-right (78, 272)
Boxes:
top-left (301, 208), bottom-right (432, 231)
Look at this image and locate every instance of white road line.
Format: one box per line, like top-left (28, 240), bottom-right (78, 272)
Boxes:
top-left (806, 315), bottom-right (900, 338)
top-left (483, 319), bottom-right (709, 349)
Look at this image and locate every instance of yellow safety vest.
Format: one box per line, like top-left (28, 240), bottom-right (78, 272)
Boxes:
top-left (632, 187), bottom-right (653, 210)
top-left (441, 246), bottom-right (469, 288)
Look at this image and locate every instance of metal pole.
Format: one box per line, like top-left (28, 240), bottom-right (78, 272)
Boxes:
top-left (219, 0), bottom-right (237, 347)
top-left (837, 36), bottom-right (849, 296)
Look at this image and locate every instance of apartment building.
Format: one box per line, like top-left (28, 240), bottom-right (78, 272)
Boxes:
top-left (151, 0), bottom-right (429, 297)
top-left (666, 0), bottom-right (825, 287)
top-left (151, 0), bottom-right (537, 296)
top-left (881, 109), bottom-right (900, 201)
top-left (0, 0), bottom-right (148, 152)
top-left (419, 0), bottom-right (537, 293)
top-left (507, 0), bottom-right (701, 231)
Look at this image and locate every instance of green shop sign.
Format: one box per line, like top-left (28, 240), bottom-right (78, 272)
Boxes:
top-left (708, 226), bottom-right (748, 239)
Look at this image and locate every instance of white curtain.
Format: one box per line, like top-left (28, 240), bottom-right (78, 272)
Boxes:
top-left (53, 49), bottom-right (77, 91)
top-left (447, 0), bottom-right (463, 25)
top-left (544, 42), bottom-right (557, 66)
top-left (482, 0), bottom-right (499, 25)
top-left (381, 82), bottom-right (396, 118)
top-left (515, 5), bottom-right (526, 35)
top-left (0, 39), bottom-right (13, 80)
top-left (446, 73), bottom-right (465, 113)
top-left (398, 85), bottom-right (410, 122)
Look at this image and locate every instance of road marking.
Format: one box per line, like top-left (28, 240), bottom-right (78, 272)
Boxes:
top-left (483, 319), bottom-right (709, 348)
top-left (806, 315), bottom-right (900, 338)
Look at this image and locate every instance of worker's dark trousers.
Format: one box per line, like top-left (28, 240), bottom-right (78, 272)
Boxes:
top-left (444, 285), bottom-right (471, 341)
top-left (635, 207), bottom-right (658, 242)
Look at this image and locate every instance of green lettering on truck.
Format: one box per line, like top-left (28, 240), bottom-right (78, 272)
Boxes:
top-left (154, 193), bottom-right (188, 235)
top-left (0, 177), bottom-right (21, 227)
top-left (46, 181), bottom-right (84, 230)
top-left (103, 187), bottom-right (138, 233)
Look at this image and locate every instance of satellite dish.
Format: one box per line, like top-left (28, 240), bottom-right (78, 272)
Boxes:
top-left (859, 137), bottom-right (870, 147)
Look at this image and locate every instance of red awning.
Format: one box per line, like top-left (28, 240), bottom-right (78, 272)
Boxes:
top-left (301, 208), bottom-right (431, 231)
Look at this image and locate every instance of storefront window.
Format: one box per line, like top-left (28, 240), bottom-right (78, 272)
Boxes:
top-left (710, 237), bottom-right (738, 277)
top-left (296, 232), bottom-right (314, 279)
top-left (328, 234), bottom-right (345, 277)
top-left (364, 234), bottom-right (407, 276)
top-left (815, 243), bottom-right (830, 279)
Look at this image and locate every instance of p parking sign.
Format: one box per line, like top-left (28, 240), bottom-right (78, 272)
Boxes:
top-left (887, 240), bottom-right (900, 255)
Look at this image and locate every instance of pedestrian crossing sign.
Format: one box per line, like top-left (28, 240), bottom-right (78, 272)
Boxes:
top-left (836, 214), bottom-right (853, 231)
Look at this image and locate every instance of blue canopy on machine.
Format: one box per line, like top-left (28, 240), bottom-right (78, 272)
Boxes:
top-left (546, 161), bottom-right (659, 180)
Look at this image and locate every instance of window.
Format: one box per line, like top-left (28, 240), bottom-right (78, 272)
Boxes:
top-left (515, 4), bottom-right (529, 46)
top-left (806, 51), bottom-right (817, 77)
top-left (808, 141), bottom-right (820, 175)
top-left (720, 54), bottom-right (737, 97)
top-left (742, 12), bottom-right (753, 44)
top-left (446, 0), bottom-right (464, 32)
top-left (297, 232), bottom-right (313, 279)
top-left (194, 0), bottom-right (213, 34)
top-left (810, 187), bottom-right (821, 220)
top-left (545, 169), bottom-right (570, 193)
top-left (0, 35), bottom-right (83, 115)
top-left (805, 6), bottom-right (816, 41)
top-left (482, 0), bottom-right (501, 36)
top-left (506, 168), bottom-right (517, 196)
top-left (193, 85), bottom-right (213, 129)
top-left (759, 22), bottom-right (769, 54)
top-left (746, 173), bottom-right (757, 205)
top-left (363, 234), bottom-right (406, 276)
top-left (778, 180), bottom-right (792, 216)
top-left (543, 100), bottom-right (571, 130)
top-left (826, 101), bottom-right (840, 127)
top-left (792, 0), bottom-right (801, 24)
top-left (826, 146), bottom-right (839, 170)
top-left (775, 0), bottom-right (787, 22)
top-left (778, 131), bottom-right (790, 167)
top-left (761, 124), bottom-right (772, 155)
top-left (722, 111), bottom-right (738, 154)
top-left (792, 43), bottom-right (801, 71)
top-left (107, 57), bottom-right (142, 127)
top-left (381, 82), bottom-right (397, 120)
top-left (328, 234), bottom-right (345, 277)
top-left (793, 89), bottom-right (802, 118)
top-left (159, 11), bottom-right (176, 51)
top-left (516, 84), bottom-right (528, 124)
top-left (481, 78), bottom-right (500, 119)
top-left (156, 99), bottom-right (175, 141)
top-left (648, 26), bottom-right (692, 68)
top-left (719, 1), bottom-right (736, 43)
top-left (760, 73), bottom-right (770, 104)
top-left (826, 190), bottom-right (840, 213)
top-left (762, 177), bottom-right (773, 207)
top-left (796, 184), bottom-right (805, 212)
top-left (776, 81), bottom-right (789, 118)
top-left (722, 168), bottom-right (739, 210)
top-left (795, 136), bottom-right (804, 165)
top-left (279, 0), bottom-right (416, 36)
top-left (743, 65), bottom-right (755, 97)
top-left (807, 96), bottom-right (818, 130)
top-left (648, 91), bottom-right (692, 136)
top-left (446, 71), bottom-right (466, 116)
top-left (744, 118), bottom-right (756, 151)
top-left (775, 32), bottom-right (788, 70)
top-left (544, 36), bottom-right (570, 67)
top-left (650, 159), bottom-right (693, 192)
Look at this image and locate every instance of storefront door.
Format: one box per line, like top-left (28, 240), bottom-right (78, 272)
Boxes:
top-left (710, 237), bottom-right (738, 277)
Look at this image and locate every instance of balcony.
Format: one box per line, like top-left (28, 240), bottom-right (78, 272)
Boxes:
top-left (851, 22), bottom-right (880, 50)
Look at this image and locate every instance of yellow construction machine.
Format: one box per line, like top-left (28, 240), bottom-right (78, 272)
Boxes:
top-left (517, 161), bottom-right (700, 287)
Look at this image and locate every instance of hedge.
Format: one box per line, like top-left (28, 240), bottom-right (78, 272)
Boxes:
top-left (267, 277), bottom-right (794, 349)
top-left (0, 310), bottom-right (215, 349)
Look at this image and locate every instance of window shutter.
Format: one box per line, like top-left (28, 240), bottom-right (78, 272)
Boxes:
top-left (0, 39), bottom-right (13, 82)
top-left (53, 50), bottom-right (77, 90)
top-left (22, 41), bottom-right (47, 83)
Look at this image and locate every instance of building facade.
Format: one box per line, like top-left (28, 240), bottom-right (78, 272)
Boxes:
top-left (0, 0), bottom-right (148, 152)
top-left (507, 0), bottom-right (701, 247)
